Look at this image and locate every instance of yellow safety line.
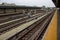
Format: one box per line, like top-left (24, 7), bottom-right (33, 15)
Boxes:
top-left (42, 10), bottom-right (57, 40)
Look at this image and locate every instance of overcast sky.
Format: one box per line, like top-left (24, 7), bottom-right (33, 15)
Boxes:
top-left (0, 0), bottom-right (55, 7)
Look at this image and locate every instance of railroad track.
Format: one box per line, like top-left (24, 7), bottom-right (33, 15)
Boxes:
top-left (0, 13), bottom-right (44, 24)
top-left (0, 13), bottom-right (45, 35)
top-left (36, 13), bottom-right (54, 40)
top-left (0, 14), bottom-right (25, 24)
top-left (6, 12), bottom-right (53, 40)
top-left (18, 13), bottom-right (53, 40)
top-left (0, 11), bottom-right (54, 40)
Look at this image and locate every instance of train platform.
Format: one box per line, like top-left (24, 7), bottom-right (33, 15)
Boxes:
top-left (42, 10), bottom-right (57, 40)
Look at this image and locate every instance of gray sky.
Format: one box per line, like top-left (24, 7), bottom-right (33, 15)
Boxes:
top-left (0, 0), bottom-right (55, 7)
